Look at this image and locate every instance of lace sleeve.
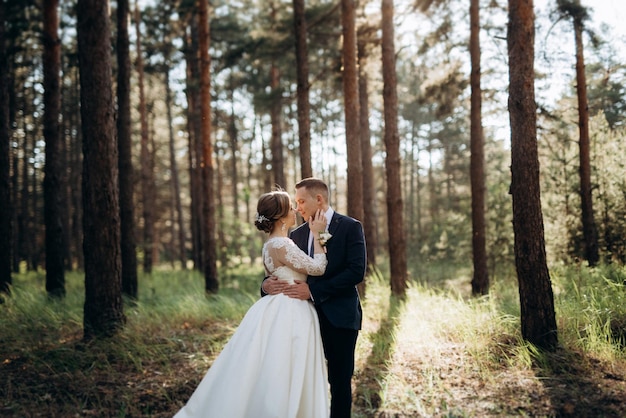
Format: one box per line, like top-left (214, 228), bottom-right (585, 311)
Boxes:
top-left (267, 238), bottom-right (327, 276)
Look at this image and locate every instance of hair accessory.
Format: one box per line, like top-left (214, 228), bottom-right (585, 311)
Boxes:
top-left (256, 213), bottom-right (270, 223)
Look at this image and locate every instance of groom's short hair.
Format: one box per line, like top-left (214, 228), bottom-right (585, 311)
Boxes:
top-left (296, 178), bottom-right (329, 202)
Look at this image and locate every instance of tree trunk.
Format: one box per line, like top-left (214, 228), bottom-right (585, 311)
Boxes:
top-left (148, 111), bottom-right (159, 266)
top-left (77, 0), bottom-right (125, 339)
top-left (507, 0), bottom-right (557, 350)
top-left (165, 67), bottom-right (186, 269)
top-left (573, 5), bottom-right (599, 266)
top-left (293, 0), bottom-right (312, 179)
top-left (183, 14), bottom-right (204, 272)
top-left (30, 150), bottom-right (40, 270)
top-left (270, 60), bottom-right (285, 188)
top-left (134, 2), bottom-right (155, 274)
top-left (197, 0), bottom-right (218, 293)
top-left (261, 120), bottom-right (272, 191)
top-left (0, 0), bottom-right (12, 295)
top-left (268, 3), bottom-right (285, 189)
top-left (9, 67), bottom-right (18, 274)
top-left (18, 86), bottom-right (35, 271)
top-left (427, 136), bottom-right (437, 227)
top-left (69, 68), bottom-right (84, 270)
top-left (341, 0), bottom-right (364, 222)
top-left (43, 0), bottom-right (65, 298)
top-left (382, 0), bottom-right (407, 296)
top-left (216, 141), bottom-right (227, 267)
top-left (469, 0), bottom-right (489, 296)
top-left (412, 123), bottom-right (423, 243)
top-left (59, 65), bottom-right (71, 272)
top-left (116, 0), bottom-right (138, 299)
top-left (226, 82), bottom-right (242, 257)
top-left (227, 82), bottom-right (239, 221)
top-left (358, 31), bottom-right (378, 272)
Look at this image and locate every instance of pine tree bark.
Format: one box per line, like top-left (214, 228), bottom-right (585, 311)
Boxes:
top-left (9, 66), bottom-right (18, 274)
top-left (269, 60), bottom-right (285, 188)
top-left (183, 14), bottom-right (204, 272)
top-left (216, 143), bottom-right (227, 267)
top-left (226, 81), bottom-right (244, 259)
top-left (341, 0), bottom-right (364, 222)
top-left (59, 71), bottom-right (71, 272)
top-left (134, 3), bottom-right (155, 274)
top-left (77, 0), bottom-right (125, 339)
top-left (358, 32), bottom-right (378, 271)
top-left (43, 0), bottom-right (66, 298)
top-left (197, 0), bottom-right (219, 293)
top-left (382, 0), bottom-right (407, 296)
top-left (227, 82), bottom-right (240, 222)
top-left (572, 2), bottom-right (599, 266)
top-left (68, 69), bottom-right (84, 270)
top-left (508, 0), bottom-right (557, 350)
top-left (165, 67), bottom-right (186, 268)
top-left (0, 0), bottom-right (12, 295)
top-left (293, 0), bottom-right (312, 179)
top-left (469, 0), bottom-right (489, 295)
top-left (116, 0), bottom-right (138, 299)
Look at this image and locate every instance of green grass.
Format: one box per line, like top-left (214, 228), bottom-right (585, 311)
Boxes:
top-left (352, 263), bottom-right (626, 417)
top-left (552, 263), bottom-right (626, 356)
top-left (1, 262), bottom-right (626, 417)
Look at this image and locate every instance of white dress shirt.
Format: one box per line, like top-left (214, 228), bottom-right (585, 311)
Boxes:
top-left (308, 207), bottom-right (334, 256)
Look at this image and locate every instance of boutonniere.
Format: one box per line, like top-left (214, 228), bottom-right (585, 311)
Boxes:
top-left (319, 231), bottom-right (332, 247)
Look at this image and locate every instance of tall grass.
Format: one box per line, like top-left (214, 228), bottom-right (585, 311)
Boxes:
top-left (552, 263), bottom-right (626, 357)
top-left (1, 261), bottom-right (625, 417)
top-left (354, 273), bottom-right (524, 416)
top-left (0, 265), bottom-right (263, 416)
top-left (1, 267), bottom-right (261, 351)
top-left (353, 262), bottom-right (626, 417)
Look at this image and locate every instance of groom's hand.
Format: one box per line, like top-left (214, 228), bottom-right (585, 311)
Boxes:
top-left (262, 276), bottom-right (290, 295)
top-left (282, 280), bottom-right (312, 301)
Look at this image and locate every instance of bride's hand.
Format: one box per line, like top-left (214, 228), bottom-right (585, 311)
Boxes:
top-left (308, 209), bottom-right (326, 234)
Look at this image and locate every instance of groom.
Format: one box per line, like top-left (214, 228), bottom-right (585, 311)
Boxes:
top-left (262, 177), bottom-right (367, 418)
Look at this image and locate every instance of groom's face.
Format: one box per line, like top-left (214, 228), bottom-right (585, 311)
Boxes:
top-left (294, 187), bottom-right (319, 222)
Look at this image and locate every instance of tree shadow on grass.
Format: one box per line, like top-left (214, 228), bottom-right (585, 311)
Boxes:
top-left (530, 346), bottom-right (626, 417)
top-left (354, 294), bottom-right (406, 415)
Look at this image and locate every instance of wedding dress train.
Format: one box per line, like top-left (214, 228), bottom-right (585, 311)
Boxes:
top-left (174, 237), bottom-right (329, 418)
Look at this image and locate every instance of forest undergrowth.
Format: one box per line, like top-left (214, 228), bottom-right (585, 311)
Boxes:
top-left (1, 262), bottom-right (626, 417)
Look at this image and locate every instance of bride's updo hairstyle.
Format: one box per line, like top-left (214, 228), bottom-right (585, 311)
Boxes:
top-left (254, 190), bottom-right (292, 233)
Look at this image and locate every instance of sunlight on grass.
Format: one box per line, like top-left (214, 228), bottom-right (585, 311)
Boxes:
top-left (2, 262), bottom-right (626, 416)
top-left (357, 276), bottom-right (520, 416)
top-left (552, 264), bottom-right (626, 361)
top-left (354, 263), bottom-right (626, 416)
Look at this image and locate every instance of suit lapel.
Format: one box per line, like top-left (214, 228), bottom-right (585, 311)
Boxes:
top-left (328, 213), bottom-right (341, 235)
top-left (292, 225), bottom-right (309, 253)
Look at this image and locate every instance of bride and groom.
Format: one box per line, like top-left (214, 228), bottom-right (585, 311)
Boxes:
top-left (174, 178), bottom-right (367, 418)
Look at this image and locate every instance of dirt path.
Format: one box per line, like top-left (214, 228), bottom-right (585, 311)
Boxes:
top-left (351, 289), bottom-right (626, 417)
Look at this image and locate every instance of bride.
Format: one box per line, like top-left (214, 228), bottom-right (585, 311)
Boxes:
top-left (174, 190), bottom-right (330, 418)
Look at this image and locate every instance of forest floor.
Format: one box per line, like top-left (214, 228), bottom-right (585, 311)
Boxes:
top-left (352, 328), bottom-right (626, 418)
top-left (2, 271), bottom-right (626, 417)
top-left (3, 317), bottom-right (625, 418)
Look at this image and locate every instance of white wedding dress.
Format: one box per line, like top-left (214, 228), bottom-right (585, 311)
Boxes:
top-left (174, 237), bottom-right (329, 418)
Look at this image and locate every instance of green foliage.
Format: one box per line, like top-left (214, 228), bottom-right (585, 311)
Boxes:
top-left (586, 60), bottom-right (626, 130)
top-left (592, 118), bottom-right (626, 263)
top-left (540, 114), bottom-right (626, 263)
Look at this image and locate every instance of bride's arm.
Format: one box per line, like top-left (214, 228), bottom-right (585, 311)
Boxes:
top-left (275, 241), bottom-right (327, 276)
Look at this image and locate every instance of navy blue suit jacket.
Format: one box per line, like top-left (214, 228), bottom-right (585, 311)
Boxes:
top-left (290, 212), bottom-right (366, 330)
